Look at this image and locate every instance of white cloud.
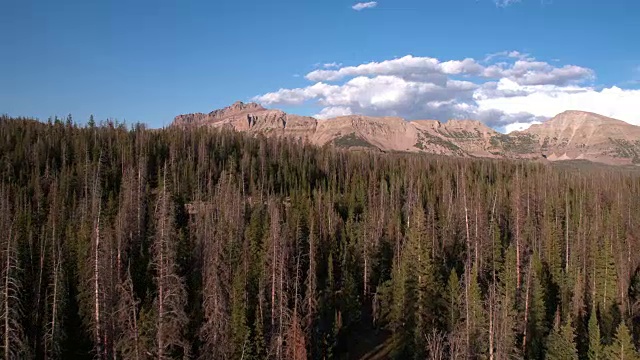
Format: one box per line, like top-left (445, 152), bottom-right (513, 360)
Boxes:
top-left (484, 50), bottom-right (533, 62)
top-left (352, 1), bottom-right (378, 11)
top-left (483, 61), bottom-right (593, 85)
top-left (254, 75), bottom-right (478, 121)
top-left (504, 121), bottom-right (540, 133)
top-left (477, 83), bottom-right (640, 126)
top-left (254, 52), bottom-right (640, 131)
top-left (306, 55), bottom-right (484, 82)
top-left (323, 62), bottom-right (342, 69)
top-left (495, 0), bottom-right (521, 7)
top-left (316, 107), bottom-right (353, 119)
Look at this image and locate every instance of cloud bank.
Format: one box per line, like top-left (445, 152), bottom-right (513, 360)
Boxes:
top-left (253, 53), bottom-right (640, 132)
top-left (352, 2), bottom-right (378, 11)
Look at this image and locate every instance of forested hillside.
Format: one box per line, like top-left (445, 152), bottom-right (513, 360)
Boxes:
top-left (1, 115), bottom-right (640, 359)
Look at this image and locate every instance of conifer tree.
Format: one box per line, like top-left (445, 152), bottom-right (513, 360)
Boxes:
top-left (465, 264), bottom-right (486, 358)
top-left (588, 306), bottom-right (603, 360)
top-left (445, 269), bottom-right (461, 332)
top-left (402, 203), bottom-right (435, 358)
top-left (604, 322), bottom-right (640, 360)
top-left (545, 322), bottom-right (579, 360)
top-left (494, 245), bottom-right (520, 359)
top-left (525, 255), bottom-right (548, 359)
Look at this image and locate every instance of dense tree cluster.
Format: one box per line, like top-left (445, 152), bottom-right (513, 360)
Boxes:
top-left (1, 114), bottom-right (640, 359)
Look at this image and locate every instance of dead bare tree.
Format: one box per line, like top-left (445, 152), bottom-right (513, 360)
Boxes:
top-left (115, 266), bottom-right (141, 360)
top-left (43, 182), bottom-right (66, 360)
top-left (426, 329), bottom-right (447, 360)
top-left (199, 170), bottom-right (246, 358)
top-left (0, 187), bottom-right (26, 359)
top-left (152, 164), bottom-right (188, 359)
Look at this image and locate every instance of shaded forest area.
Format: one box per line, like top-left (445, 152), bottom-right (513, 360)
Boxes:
top-left (1, 115), bottom-right (640, 359)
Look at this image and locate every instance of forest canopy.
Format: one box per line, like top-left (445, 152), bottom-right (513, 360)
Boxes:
top-left (1, 115), bottom-right (640, 359)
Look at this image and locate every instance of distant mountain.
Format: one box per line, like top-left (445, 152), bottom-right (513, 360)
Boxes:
top-left (173, 102), bottom-right (640, 166)
top-left (516, 111), bottom-right (640, 164)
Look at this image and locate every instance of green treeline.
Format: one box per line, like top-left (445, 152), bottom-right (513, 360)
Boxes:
top-left (1, 115), bottom-right (640, 359)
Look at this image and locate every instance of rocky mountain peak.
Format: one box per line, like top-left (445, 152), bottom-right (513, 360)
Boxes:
top-left (173, 101), bottom-right (268, 127)
top-left (208, 101), bottom-right (266, 119)
top-left (524, 110), bottom-right (630, 137)
top-left (444, 119), bottom-right (496, 133)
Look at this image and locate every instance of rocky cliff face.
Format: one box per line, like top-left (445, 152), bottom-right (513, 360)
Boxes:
top-left (173, 101), bottom-right (317, 140)
top-left (173, 103), bottom-right (640, 166)
top-left (173, 101), bottom-right (267, 127)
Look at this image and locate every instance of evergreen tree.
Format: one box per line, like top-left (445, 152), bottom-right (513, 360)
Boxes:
top-left (445, 269), bottom-right (461, 332)
top-left (526, 255), bottom-right (548, 359)
top-left (604, 322), bottom-right (640, 360)
top-left (588, 306), bottom-right (603, 360)
top-left (402, 204), bottom-right (436, 358)
top-left (465, 264), bottom-right (486, 358)
top-left (545, 322), bottom-right (579, 360)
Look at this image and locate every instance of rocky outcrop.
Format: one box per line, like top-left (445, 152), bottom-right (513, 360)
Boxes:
top-left (173, 101), bottom-right (267, 127)
top-left (173, 103), bottom-right (640, 166)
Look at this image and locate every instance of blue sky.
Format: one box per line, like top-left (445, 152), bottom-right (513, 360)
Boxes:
top-left (1, 0), bottom-right (639, 130)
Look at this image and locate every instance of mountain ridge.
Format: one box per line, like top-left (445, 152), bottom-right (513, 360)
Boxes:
top-left (173, 102), bottom-right (640, 166)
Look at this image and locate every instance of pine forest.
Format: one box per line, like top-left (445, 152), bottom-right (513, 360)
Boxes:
top-left (1, 115), bottom-right (640, 360)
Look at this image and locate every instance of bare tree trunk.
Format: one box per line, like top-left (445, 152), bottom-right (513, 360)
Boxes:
top-left (157, 189), bottom-right (165, 360)
top-left (522, 260), bottom-right (532, 352)
top-left (271, 222), bottom-right (277, 330)
top-left (153, 165), bottom-right (187, 359)
top-left (426, 330), bottom-right (446, 360)
top-left (464, 185), bottom-right (471, 357)
top-left (4, 228), bottom-right (11, 360)
top-left (488, 286), bottom-right (494, 360)
top-left (94, 201), bottom-right (102, 358)
top-left (565, 193), bottom-right (569, 273)
top-left (515, 170), bottom-right (522, 290)
top-left (363, 245), bottom-right (368, 298)
top-left (1, 201), bottom-right (25, 360)
top-left (36, 233), bottom-right (46, 332)
top-left (278, 242), bottom-right (284, 360)
top-left (306, 219), bottom-right (317, 332)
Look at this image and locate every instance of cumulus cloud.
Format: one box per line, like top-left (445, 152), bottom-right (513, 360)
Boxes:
top-left (306, 55), bottom-right (484, 82)
top-left (483, 61), bottom-right (594, 86)
top-left (316, 107), bottom-right (353, 119)
top-left (476, 83), bottom-right (640, 125)
top-left (352, 2), bottom-right (377, 11)
top-left (254, 75), bottom-right (478, 121)
top-left (254, 52), bottom-right (640, 132)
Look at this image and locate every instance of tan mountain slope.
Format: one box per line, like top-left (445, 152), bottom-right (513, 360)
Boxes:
top-left (173, 102), bottom-right (506, 157)
top-left (173, 101), bottom-right (317, 140)
top-left (313, 115), bottom-right (419, 151)
top-left (517, 110), bottom-right (640, 164)
top-left (411, 119), bottom-right (502, 157)
top-left (173, 103), bottom-right (640, 165)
